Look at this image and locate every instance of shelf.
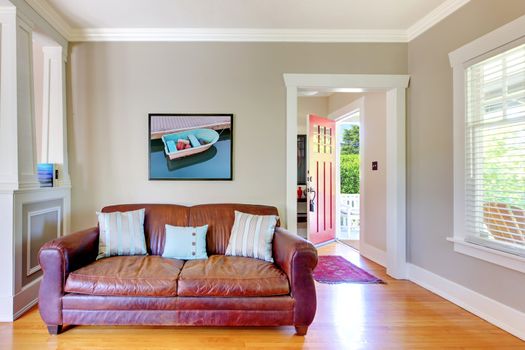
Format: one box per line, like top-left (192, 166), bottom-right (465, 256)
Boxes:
top-left (297, 213), bottom-right (307, 223)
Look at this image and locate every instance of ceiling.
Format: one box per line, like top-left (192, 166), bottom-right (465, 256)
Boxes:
top-left (27, 0), bottom-right (471, 42)
top-left (298, 87), bottom-right (375, 97)
top-left (46, 0), bottom-right (444, 29)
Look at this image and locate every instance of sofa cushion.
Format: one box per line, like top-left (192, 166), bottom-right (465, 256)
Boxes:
top-left (62, 294), bottom-right (294, 311)
top-left (65, 256), bottom-right (184, 297)
top-left (188, 204), bottom-right (279, 255)
top-left (101, 204), bottom-right (191, 256)
top-left (162, 224), bottom-right (208, 260)
top-left (225, 211), bottom-right (278, 262)
top-left (96, 208), bottom-right (147, 258)
top-left (178, 255), bottom-right (290, 297)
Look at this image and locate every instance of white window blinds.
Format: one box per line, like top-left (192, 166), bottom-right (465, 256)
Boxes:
top-left (464, 43), bottom-right (525, 256)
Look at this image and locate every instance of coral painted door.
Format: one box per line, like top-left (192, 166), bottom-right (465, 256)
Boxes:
top-left (307, 114), bottom-right (336, 245)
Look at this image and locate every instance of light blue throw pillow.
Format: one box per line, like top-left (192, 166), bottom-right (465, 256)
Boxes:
top-left (162, 224), bottom-right (208, 260)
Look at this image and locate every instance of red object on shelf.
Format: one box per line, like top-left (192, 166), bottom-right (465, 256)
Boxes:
top-left (297, 187), bottom-right (303, 199)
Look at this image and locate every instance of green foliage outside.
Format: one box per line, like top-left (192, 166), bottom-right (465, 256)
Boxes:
top-left (340, 125), bottom-right (360, 194)
top-left (341, 154), bottom-right (360, 194)
top-left (341, 125), bottom-right (360, 155)
top-left (480, 130), bottom-right (525, 207)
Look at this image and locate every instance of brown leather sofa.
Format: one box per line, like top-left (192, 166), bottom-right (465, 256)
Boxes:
top-left (38, 204), bottom-right (318, 335)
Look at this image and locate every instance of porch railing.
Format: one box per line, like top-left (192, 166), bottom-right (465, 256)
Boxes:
top-left (339, 193), bottom-right (360, 239)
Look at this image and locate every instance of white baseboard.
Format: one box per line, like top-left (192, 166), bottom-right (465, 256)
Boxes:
top-left (360, 242), bottom-right (386, 267)
top-left (0, 296), bottom-right (13, 322)
top-left (14, 297), bottom-right (38, 320)
top-left (13, 277), bottom-right (41, 320)
top-left (407, 263), bottom-right (525, 340)
top-left (0, 279), bottom-right (40, 322)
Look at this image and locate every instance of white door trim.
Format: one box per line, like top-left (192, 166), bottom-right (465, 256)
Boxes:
top-left (283, 74), bottom-right (409, 279)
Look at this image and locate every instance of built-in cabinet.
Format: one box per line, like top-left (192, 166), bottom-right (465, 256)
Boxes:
top-left (0, 2), bottom-right (70, 322)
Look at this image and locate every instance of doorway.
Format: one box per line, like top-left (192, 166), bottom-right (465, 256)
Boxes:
top-left (284, 74), bottom-right (409, 279)
top-left (335, 111), bottom-right (361, 251)
top-left (298, 108), bottom-right (362, 249)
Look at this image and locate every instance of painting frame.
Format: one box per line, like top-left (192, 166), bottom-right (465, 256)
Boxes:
top-left (148, 113), bottom-right (234, 181)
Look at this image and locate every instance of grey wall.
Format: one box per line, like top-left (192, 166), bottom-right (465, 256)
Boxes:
top-left (67, 42), bottom-right (407, 231)
top-left (297, 96), bottom-right (328, 135)
top-left (407, 0), bottom-right (525, 312)
top-left (328, 92), bottom-right (361, 113)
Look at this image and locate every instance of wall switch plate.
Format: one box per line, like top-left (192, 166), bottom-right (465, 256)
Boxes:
top-left (372, 161), bottom-right (378, 171)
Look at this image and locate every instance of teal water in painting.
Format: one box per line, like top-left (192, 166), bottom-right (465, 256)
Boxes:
top-left (150, 129), bottom-right (231, 180)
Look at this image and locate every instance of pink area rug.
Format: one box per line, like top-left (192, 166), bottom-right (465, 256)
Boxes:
top-left (313, 255), bottom-right (384, 284)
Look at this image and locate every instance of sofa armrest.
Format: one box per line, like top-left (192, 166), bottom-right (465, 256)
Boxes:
top-left (38, 227), bottom-right (99, 326)
top-left (273, 227), bottom-right (318, 327)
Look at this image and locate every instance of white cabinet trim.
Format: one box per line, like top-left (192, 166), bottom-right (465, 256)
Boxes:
top-left (26, 206), bottom-right (61, 276)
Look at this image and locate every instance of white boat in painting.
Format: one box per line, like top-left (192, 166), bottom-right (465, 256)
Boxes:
top-left (161, 128), bottom-right (219, 160)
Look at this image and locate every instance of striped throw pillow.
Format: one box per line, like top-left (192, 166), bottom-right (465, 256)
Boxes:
top-left (97, 208), bottom-right (148, 259)
top-left (225, 211), bottom-right (278, 262)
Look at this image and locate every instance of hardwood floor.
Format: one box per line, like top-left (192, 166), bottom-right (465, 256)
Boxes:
top-left (1, 242), bottom-right (523, 349)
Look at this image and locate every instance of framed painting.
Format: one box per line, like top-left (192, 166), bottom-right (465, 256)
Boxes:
top-left (148, 113), bottom-right (233, 180)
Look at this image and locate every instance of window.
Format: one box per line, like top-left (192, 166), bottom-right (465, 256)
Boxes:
top-left (464, 44), bottom-right (525, 256)
top-left (449, 14), bottom-right (525, 272)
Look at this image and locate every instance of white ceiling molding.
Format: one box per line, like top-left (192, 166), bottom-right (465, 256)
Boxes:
top-left (26, 0), bottom-right (470, 43)
top-left (68, 28), bottom-right (408, 43)
top-left (406, 0), bottom-right (470, 41)
top-left (25, 0), bottom-right (72, 40)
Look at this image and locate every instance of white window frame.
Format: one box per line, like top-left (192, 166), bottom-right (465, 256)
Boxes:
top-left (449, 14), bottom-right (525, 273)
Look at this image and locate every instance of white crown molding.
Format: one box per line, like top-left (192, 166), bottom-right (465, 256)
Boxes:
top-left (407, 0), bottom-right (471, 41)
top-left (69, 28), bottom-right (408, 43)
top-left (25, 0), bottom-right (470, 43)
top-left (24, 0), bottom-right (72, 40)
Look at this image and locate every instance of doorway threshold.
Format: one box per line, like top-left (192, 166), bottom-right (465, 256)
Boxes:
top-left (338, 239), bottom-right (360, 251)
top-left (314, 239), bottom-right (336, 249)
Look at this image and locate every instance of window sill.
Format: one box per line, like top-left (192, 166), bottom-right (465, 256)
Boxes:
top-left (447, 237), bottom-right (525, 274)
